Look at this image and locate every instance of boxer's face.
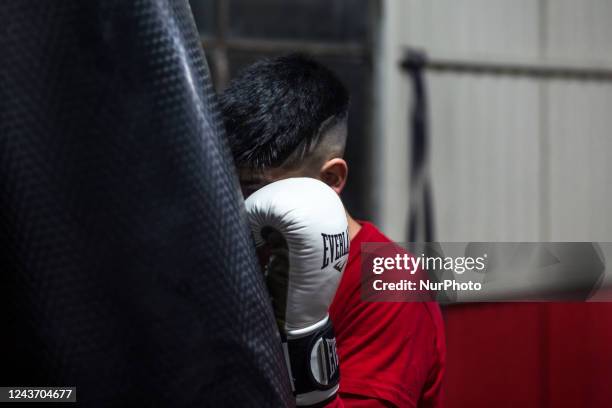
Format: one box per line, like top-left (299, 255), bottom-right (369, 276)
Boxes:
top-left (238, 121), bottom-right (349, 198)
top-left (239, 166), bottom-right (305, 198)
top-left (239, 157), bottom-right (348, 199)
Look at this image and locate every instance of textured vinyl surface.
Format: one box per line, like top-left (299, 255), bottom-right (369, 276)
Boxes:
top-left (0, 0), bottom-right (293, 406)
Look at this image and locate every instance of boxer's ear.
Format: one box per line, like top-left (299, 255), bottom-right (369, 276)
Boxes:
top-left (320, 158), bottom-right (347, 194)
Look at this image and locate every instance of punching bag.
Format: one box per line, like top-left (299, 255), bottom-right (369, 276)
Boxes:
top-left (0, 0), bottom-right (293, 406)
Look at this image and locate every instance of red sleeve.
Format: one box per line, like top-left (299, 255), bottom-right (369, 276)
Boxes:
top-left (325, 393), bottom-right (392, 408)
top-left (328, 223), bottom-right (446, 408)
top-left (325, 396), bottom-right (345, 408)
top-left (334, 300), bottom-right (442, 407)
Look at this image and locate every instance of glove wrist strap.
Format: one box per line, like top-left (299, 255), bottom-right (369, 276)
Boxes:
top-left (284, 315), bottom-right (340, 407)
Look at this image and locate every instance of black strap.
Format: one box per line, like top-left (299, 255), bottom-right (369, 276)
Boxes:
top-left (286, 318), bottom-right (340, 395)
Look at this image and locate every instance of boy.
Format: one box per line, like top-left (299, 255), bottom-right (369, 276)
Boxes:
top-left (219, 54), bottom-right (445, 408)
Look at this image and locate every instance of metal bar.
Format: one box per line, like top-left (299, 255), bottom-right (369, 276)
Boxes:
top-left (211, 0), bottom-right (230, 90)
top-left (400, 49), bottom-right (612, 81)
top-left (202, 37), bottom-right (369, 58)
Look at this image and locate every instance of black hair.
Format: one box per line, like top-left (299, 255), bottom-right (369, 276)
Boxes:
top-left (219, 54), bottom-right (349, 169)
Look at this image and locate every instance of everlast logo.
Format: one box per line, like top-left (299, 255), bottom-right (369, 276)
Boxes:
top-left (314, 336), bottom-right (340, 387)
top-left (324, 338), bottom-right (339, 382)
top-left (321, 228), bottom-right (350, 271)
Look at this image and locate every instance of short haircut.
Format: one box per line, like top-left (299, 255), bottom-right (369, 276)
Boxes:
top-left (219, 54), bottom-right (349, 169)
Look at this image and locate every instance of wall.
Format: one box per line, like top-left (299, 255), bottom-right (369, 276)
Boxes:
top-left (376, 1), bottom-right (612, 407)
top-left (376, 0), bottom-right (612, 242)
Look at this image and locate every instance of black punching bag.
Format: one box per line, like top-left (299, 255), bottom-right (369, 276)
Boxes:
top-left (0, 0), bottom-right (293, 406)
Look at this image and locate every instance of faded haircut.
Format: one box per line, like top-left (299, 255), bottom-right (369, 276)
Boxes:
top-left (219, 54), bottom-right (349, 170)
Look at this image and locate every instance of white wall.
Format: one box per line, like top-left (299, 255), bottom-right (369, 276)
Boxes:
top-left (376, 0), bottom-right (612, 242)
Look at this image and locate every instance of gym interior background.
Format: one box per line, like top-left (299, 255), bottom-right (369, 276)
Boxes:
top-left (190, 1), bottom-right (612, 407)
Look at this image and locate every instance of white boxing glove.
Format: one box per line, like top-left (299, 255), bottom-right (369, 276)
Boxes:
top-left (245, 177), bottom-right (350, 407)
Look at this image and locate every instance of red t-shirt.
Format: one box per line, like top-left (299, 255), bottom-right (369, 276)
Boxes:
top-left (327, 222), bottom-right (446, 407)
